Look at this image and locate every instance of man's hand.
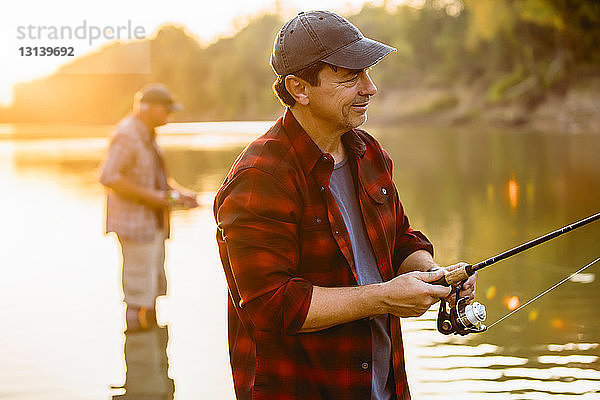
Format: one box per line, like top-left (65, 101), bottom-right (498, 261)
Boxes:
top-left (179, 192), bottom-right (199, 208)
top-left (380, 269), bottom-right (452, 318)
top-left (166, 178), bottom-right (199, 209)
top-left (168, 190), bottom-right (199, 209)
top-left (443, 262), bottom-right (477, 306)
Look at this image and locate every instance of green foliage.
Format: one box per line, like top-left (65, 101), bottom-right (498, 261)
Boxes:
top-left (416, 93), bottom-right (460, 116)
top-left (464, 0), bottom-right (518, 50)
top-left (487, 67), bottom-right (527, 103)
top-left (516, 0), bottom-right (564, 30)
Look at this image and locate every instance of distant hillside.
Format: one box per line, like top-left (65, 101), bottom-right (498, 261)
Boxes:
top-left (5, 14), bottom-right (284, 124)
top-left (2, 2), bottom-right (600, 133)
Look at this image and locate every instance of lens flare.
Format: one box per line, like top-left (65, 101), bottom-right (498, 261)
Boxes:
top-left (528, 309), bottom-right (539, 322)
top-left (508, 178), bottom-right (519, 209)
top-left (551, 318), bottom-right (565, 329)
top-left (503, 295), bottom-right (520, 311)
top-left (486, 286), bottom-right (497, 300)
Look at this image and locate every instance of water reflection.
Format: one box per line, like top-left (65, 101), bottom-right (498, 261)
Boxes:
top-left (1, 122), bottom-right (599, 399)
top-left (112, 327), bottom-right (174, 400)
top-left (508, 177), bottom-right (519, 209)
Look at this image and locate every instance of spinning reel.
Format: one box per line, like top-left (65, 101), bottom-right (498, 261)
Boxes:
top-left (437, 281), bottom-right (487, 335)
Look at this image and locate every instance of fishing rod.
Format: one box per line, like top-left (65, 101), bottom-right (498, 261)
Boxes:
top-left (433, 212), bottom-right (600, 336)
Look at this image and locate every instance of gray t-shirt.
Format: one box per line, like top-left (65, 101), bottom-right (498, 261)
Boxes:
top-left (329, 157), bottom-right (394, 400)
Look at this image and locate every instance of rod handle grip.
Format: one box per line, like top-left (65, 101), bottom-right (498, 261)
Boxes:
top-left (430, 266), bottom-right (472, 286)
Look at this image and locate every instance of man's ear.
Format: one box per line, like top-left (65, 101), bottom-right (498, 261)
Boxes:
top-left (285, 75), bottom-right (310, 106)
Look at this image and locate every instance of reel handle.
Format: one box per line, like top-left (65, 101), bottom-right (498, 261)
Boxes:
top-left (431, 265), bottom-right (474, 286)
top-left (437, 282), bottom-right (487, 335)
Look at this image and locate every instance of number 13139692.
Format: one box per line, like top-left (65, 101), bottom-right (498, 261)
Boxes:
top-left (19, 47), bottom-right (74, 56)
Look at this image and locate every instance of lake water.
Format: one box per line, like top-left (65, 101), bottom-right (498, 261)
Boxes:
top-left (0, 121), bottom-right (599, 399)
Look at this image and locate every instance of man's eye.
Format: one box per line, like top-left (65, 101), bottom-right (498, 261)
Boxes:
top-left (343, 75), bottom-right (359, 83)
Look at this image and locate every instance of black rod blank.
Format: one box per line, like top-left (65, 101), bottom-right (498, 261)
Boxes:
top-left (470, 212), bottom-right (600, 272)
top-left (431, 212), bottom-right (600, 287)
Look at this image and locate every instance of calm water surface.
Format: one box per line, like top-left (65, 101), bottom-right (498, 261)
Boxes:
top-left (0, 122), bottom-right (598, 399)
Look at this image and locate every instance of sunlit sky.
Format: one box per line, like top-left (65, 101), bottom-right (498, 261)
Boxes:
top-left (0, 0), bottom-right (415, 106)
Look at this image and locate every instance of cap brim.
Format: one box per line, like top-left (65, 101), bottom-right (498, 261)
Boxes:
top-left (322, 37), bottom-right (396, 70)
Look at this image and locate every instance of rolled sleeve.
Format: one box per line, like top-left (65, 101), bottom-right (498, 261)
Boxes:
top-left (393, 213), bottom-right (434, 268)
top-left (215, 168), bottom-right (312, 334)
top-left (244, 278), bottom-right (313, 334)
top-left (99, 135), bottom-right (136, 186)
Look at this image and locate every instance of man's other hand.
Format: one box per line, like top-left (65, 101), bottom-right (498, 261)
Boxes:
top-left (180, 192), bottom-right (199, 208)
top-left (380, 269), bottom-right (452, 318)
top-left (443, 262), bottom-right (477, 307)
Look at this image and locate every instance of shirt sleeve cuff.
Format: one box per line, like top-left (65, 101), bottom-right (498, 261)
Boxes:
top-left (242, 277), bottom-right (313, 335)
top-left (394, 230), bottom-right (434, 267)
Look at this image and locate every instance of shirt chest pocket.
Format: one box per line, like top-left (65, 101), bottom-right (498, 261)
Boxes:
top-left (298, 212), bottom-right (334, 261)
top-left (363, 176), bottom-right (397, 252)
top-left (298, 210), bottom-right (341, 276)
top-left (300, 212), bottom-right (330, 232)
top-left (131, 147), bottom-right (157, 183)
top-left (136, 147), bottom-right (156, 170)
top-left (365, 176), bottom-right (393, 205)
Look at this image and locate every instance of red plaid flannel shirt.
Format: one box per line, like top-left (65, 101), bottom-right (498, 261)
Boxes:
top-left (214, 109), bottom-right (433, 400)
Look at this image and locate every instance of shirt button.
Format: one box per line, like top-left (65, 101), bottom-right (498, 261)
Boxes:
top-left (335, 230), bottom-right (339, 234)
top-left (381, 187), bottom-right (387, 195)
top-left (361, 362), bottom-right (369, 370)
top-left (320, 186), bottom-right (326, 192)
top-left (316, 217), bottom-right (322, 224)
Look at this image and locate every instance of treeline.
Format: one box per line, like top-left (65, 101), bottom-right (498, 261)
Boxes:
top-left (3, 0), bottom-right (599, 124)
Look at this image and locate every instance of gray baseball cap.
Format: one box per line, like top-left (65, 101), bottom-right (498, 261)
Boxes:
top-left (270, 10), bottom-right (396, 76)
top-left (135, 83), bottom-right (183, 112)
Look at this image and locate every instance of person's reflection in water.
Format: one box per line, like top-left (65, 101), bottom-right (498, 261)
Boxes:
top-left (112, 326), bottom-right (174, 400)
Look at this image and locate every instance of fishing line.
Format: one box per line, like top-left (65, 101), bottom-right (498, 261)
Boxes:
top-left (487, 256), bottom-right (600, 329)
top-left (435, 212), bottom-right (600, 335)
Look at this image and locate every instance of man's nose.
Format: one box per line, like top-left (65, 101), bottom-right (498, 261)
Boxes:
top-left (359, 71), bottom-right (377, 96)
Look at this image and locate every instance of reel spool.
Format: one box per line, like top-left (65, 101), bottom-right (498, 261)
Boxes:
top-left (437, 282), bottom-right (487, 335)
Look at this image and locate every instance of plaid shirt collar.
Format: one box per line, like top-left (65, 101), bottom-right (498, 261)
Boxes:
top-left (129, 114), bottom-right (156, 145)
top-left (282, 108), bottom-right (367, 176)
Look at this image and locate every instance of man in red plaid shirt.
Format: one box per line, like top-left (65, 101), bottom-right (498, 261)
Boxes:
top-left (214, 11), bottom-right (477, 400)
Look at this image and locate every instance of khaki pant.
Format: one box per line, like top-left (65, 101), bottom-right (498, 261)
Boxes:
top-left (117, 230), bottom-right (167, 309)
